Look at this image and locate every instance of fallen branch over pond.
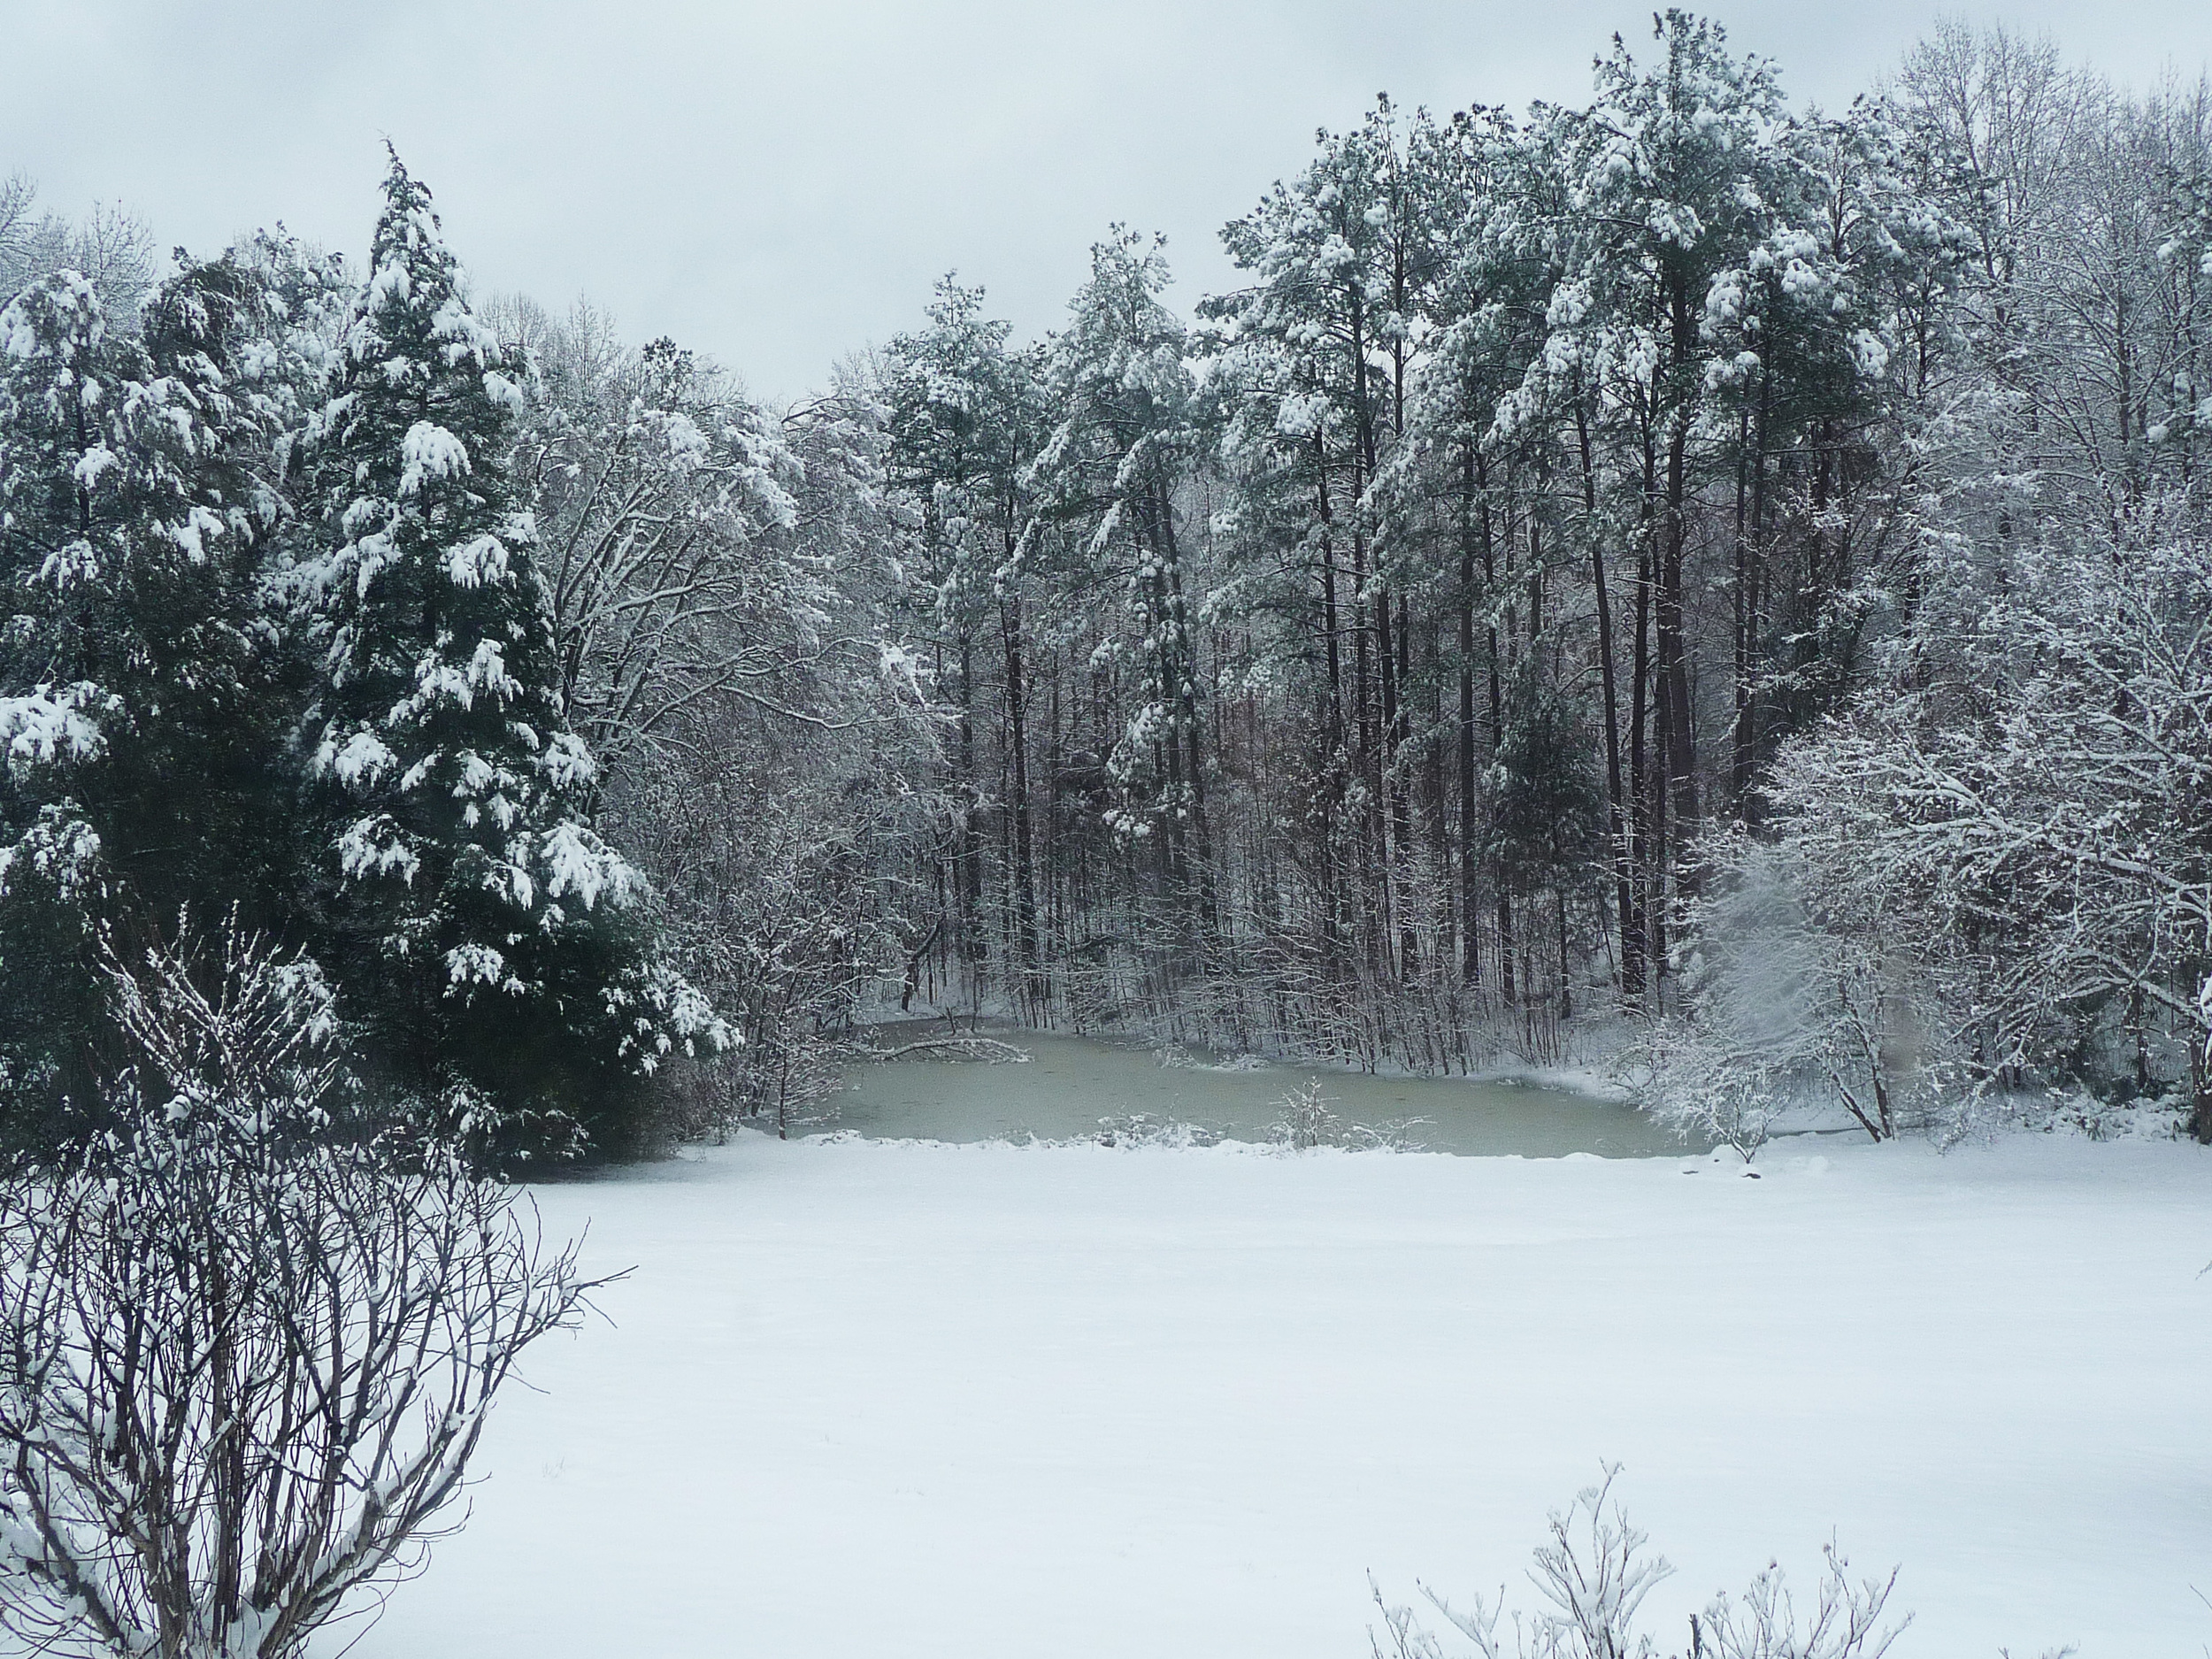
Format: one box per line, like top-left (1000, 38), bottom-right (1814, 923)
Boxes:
top-left (868, 1037), bottom-right (1033, 1064)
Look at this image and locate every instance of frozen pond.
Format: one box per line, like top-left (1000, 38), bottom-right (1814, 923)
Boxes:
top-left (827, 1024), bottom-right (1689, 1157)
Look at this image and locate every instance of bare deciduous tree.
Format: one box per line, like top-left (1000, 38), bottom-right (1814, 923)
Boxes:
top-left (0, 173), bottom-right (157, 316)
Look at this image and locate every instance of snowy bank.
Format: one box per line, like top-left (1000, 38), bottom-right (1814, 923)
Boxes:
top-left (342, 1133), bottom-right (2212, 1657)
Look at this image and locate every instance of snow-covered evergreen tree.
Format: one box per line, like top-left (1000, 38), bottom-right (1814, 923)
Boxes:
top-left (0, 252), bottom-right (297, 1139)
top-left (0, 273), bottom-right (137, 1123)
top-left (293, 153), bottom-right (721, 1158)
top-left (1032, 232), bottom-right (1210, 905)
top-left (881, 277), bottom-right (1050, 1004)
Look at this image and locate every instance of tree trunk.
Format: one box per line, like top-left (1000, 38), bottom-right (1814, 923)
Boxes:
top-left (1458, 443), bottom-right (1483, 987)
top-left (1483, 455), bottom-right (1513, 1006)
top-left (1576, 397), bottom-right (1639, 1002)
top-left (1001, 592), bottom-right (1041, 1017)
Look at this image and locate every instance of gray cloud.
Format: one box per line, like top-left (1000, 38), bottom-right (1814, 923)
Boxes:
top-left (3, 0), bottom-right (2204, 399)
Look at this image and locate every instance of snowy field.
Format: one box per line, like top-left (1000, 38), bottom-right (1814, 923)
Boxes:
top-left (345, 1133), bottom-right (2212, 1658)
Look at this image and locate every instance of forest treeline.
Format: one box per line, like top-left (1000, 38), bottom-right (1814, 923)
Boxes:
top-left (3, 12), bottom-right (2208, 1154)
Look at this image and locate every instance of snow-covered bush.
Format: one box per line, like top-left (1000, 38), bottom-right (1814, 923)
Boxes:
top-left (0, 926), bottom-right (596, 1658)
top-left (1637, 1022), bottom-right (1785, 1163)
top-left (1370, 1468), bottom-right (1909, 1659)
top-left (1095, 1110), bottom-right (1222, 1148)
top-left (1270, 1079), bottom-right (1425, 1152)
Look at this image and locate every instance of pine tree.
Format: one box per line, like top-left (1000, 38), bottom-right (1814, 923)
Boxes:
top-left (882, 278), bottom-right (1048, 1006)
top-left (1033, 232), bottom-right (1210, 914)
top-left (294, 152), bottom-right (720, 1159)
top-left (0, 256), bottom-right (289, 1137)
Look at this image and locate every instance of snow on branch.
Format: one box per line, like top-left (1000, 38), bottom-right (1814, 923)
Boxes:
top-left (0, 922), bottom-right (604, 1659)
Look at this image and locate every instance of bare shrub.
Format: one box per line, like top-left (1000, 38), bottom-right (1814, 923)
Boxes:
top-left (1371, 1467), bottom-right (1908, 1659)
top-left (0, 926), bottom-right (600, 1658)
top-left (1271, 1079), bottom-right (1426, 1152)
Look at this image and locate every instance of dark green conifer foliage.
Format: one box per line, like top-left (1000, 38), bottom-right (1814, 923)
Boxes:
top-left (296, 154), bottom-right (719, 1159)
top-left (0, 258), bottom-right (290, 1137)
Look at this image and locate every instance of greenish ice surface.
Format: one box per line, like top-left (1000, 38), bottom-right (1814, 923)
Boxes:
top-left (826, 1024), bottom-right (1693, 1158)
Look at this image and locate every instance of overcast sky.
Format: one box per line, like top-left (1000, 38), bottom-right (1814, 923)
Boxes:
top-left (4, 1), bottom-right (2206, 401)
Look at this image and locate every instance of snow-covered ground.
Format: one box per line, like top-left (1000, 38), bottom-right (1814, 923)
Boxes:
top-left (345, 1133), bottom-right (2212, 1657)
